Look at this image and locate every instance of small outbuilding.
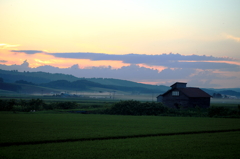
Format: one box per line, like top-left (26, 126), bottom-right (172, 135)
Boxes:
top-left (157, 82), bottom-right (211, 109)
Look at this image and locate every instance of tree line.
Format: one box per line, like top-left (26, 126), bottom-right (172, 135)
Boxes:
top-left (0, 99), bottom-right (77, 112)
top-left (1, 99), bottom-right (240, 118)
top-left (102, 100), bottom-right (240, 118)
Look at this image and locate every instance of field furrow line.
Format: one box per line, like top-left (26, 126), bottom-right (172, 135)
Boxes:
top-left (1, 128), bottom-right (240, 147)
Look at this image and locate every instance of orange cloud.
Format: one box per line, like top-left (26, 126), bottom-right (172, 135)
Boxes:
top-left (225, 34), bottom-right (240, 42)
top-left (0, 49), bottom-right (129, 69)
top-left (44, 58), bottom-right (129, 69)
top-left (212, 69), bottom-right (240, 77)
top-left (137, 64), bottom-right (166, 72)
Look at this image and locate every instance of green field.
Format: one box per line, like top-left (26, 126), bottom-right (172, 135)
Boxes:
top-left (1, 113), bottom-right (240, 158)
top-left (1, 132), bottom-right (239, 159)
top-left (1, 97), bottom-right (240, 158)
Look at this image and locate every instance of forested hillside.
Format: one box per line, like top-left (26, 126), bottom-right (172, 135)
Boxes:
top-left (0, 69), bottom-right (239, 97)
top-left (0, 69), bottom-right (168, 94)
top-left (0, 69), bottom-right (78, 83)
top-left (41, 79), bottom-right (165, 93)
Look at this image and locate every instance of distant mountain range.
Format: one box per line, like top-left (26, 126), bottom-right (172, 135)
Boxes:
top-left (0, 69), bottom-right (240, 97)
top-left (0, 69), bottom-right (169, 94)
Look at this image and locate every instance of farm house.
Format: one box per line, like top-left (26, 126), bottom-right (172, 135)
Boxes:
top-left (157, 82), bottom-right (211, 109)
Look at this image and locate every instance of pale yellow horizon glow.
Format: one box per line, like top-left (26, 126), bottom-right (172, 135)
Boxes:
top-left (1, 0), bottom-right (239, 57)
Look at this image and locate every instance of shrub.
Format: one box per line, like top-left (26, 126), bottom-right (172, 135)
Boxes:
top-left (55, 101), bottom-right (78, 109)
top-left (208, 106), bottom-right (239, 118)
top-left (0, 99), bottom-right (79, 112)
top-left (42, 103), bottom-right (56, 110)
top-left (105, 100), bottom-right (168, 116)
top-left (107, 100), bottom-right (141, 115)
top-left (19, 99), bottom-right (46, 112)
top-left (0, 99), bottom-right (16, 111)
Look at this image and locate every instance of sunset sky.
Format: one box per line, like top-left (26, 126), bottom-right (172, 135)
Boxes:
top-left (0, 0), bottom-right (240, 88)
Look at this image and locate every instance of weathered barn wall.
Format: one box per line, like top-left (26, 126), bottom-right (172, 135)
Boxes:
top-left (158, 89), bottom-right (211, 109)
top-left (161, 89), bottom-right (189, 109)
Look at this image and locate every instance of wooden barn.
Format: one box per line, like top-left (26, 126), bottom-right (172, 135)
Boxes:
top-left (157, 82), bottom-right (211, 109)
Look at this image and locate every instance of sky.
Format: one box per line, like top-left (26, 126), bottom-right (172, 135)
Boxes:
top-left (0, 0), bottom-right (240, 88)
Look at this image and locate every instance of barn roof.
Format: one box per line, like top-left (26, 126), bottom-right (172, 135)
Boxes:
top-left (170, 82), bottom-right (187, 87)
top-left (178, 87), bottom-right (211, 98)
top-left (160, 87), bottom-right (211, 98)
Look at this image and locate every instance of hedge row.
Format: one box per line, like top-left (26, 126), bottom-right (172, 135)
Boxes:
top-left (1, 99), bottom-right (240, 118)
top-left (103, 100), bottom-right (168, 116)
top-left (0, 99), bottom-right (78, 112)
top-left (103, 100), bottom-right (240, 118)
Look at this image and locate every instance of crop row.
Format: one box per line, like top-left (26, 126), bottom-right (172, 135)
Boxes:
top-left (1, 113), bottom-right (240, 144)
top-left (2, 131), bottom-right (239, 159)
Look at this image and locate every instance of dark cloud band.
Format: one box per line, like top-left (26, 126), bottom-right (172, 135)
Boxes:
top-left (47, 52), bottom-right (239, 71)
top-left (48, 52), bottom-right (234, 62)
top-left (0, 60), bottom-right (7, 63)
top-left (11, 50), bottom-right (45, 54)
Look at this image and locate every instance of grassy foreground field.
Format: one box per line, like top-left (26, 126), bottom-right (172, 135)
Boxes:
top-left (1, 113), bottom-right (240, 144)
top-left (1, 131), bottom-right (239, 159)
top-left (1, 113), bottom-right (240, 158)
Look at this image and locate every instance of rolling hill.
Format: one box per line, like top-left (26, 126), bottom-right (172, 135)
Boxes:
top-left (0, 69), bottom-right (240, 97)
top-left (0, 69), bottom-right (79, 84)
top-left (0, 69), bottom-right (169, 94)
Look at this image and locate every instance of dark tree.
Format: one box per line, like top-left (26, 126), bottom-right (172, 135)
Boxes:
top-left (213, 93), bottom-right (222, 98)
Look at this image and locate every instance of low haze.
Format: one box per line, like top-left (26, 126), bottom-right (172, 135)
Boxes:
top-left (0, 0), bottom-right (240, 88)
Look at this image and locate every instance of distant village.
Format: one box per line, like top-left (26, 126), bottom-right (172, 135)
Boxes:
top-left (212, 93), bottom-right (238, 99)
top-left (52, 91), bottom-right (117, 99)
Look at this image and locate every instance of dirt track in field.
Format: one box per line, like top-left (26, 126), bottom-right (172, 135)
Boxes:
top-left (1, 128), bottom-right (240, 147)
